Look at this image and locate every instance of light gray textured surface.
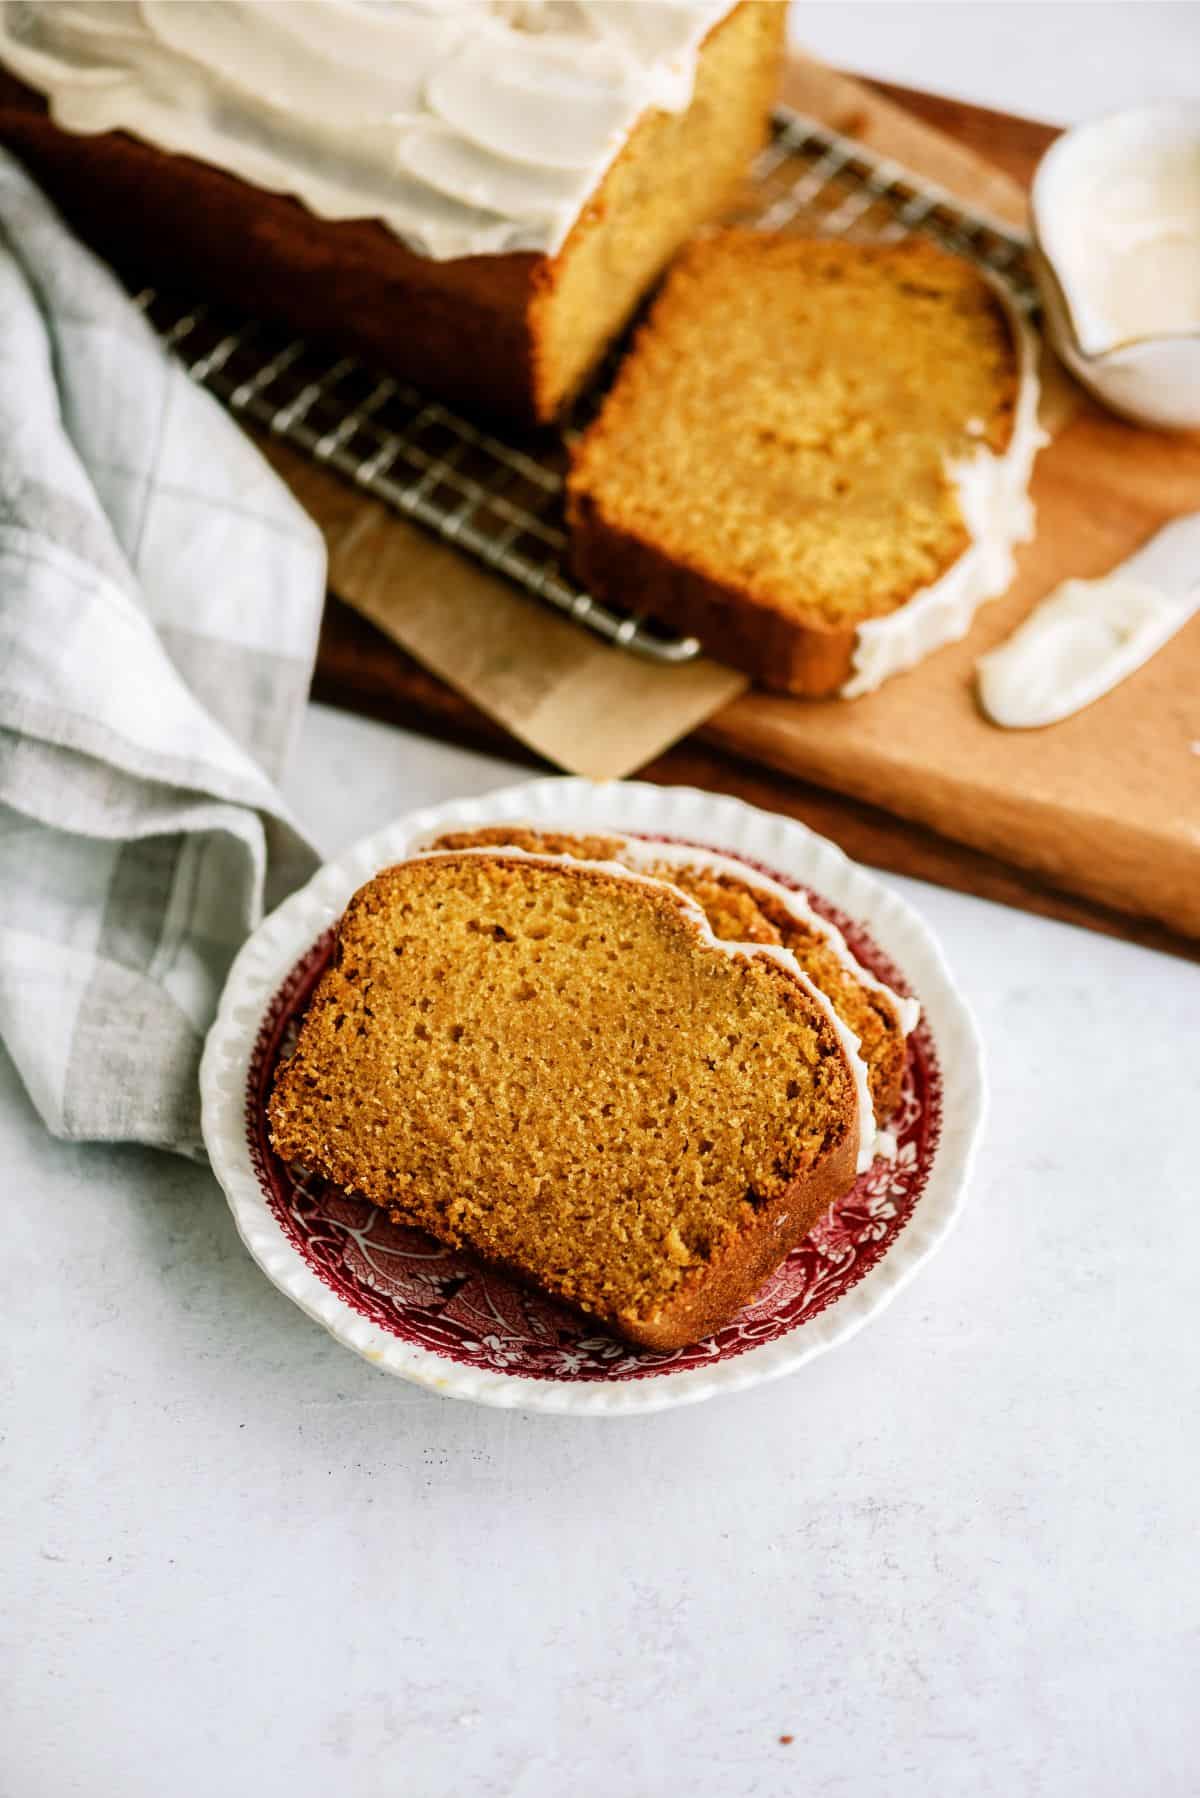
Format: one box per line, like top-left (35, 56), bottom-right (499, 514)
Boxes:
top-left (6, 10), bottom-right (1200, 1793)
top-left (5, 707), bottom-right (1199, 1798)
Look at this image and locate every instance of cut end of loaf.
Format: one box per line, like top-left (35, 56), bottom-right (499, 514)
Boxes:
top-left (529, 0), bottom-right (784, 420)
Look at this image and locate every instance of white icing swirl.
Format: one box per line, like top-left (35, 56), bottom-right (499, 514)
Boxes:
top-left (976, 512), bottom-right (1200, 729)
top-left (0, 0), bottom-right (732, 260)
top-left (841, 279), bottom-right (1047, 699)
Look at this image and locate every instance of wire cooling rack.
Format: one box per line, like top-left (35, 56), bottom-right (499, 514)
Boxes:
top-left (135, 105), bottom-right (1035, 665)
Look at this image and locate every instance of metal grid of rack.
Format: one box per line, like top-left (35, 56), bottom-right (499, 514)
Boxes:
top-left (135, 106), bottom-right (1034, 665)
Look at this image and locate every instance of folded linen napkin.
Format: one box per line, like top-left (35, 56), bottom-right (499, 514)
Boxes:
top-left (0, 151), bottom-right (324, 1156)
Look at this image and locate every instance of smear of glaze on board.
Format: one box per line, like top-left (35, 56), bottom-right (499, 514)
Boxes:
top-left (976, 512), bottom-right (1200, 729)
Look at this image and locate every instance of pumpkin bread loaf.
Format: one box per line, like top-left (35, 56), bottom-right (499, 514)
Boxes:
top-left (0, 3), bottom-right (784, 427)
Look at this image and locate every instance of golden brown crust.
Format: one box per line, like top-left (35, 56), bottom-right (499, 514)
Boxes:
top-left (621, 1110), bottom-right (855, 1349)
top-left (432, 828), bottom-right (626, 862)
top-left (0, 2), bottom-right (783, 427)
top-left (353, 1107), bottom-right (854, 1354)
top-left (569, 487), bottom-right (862, 694)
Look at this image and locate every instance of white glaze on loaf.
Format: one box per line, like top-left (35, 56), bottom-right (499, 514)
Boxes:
top-left (0, 0), bottom-right (733, 259)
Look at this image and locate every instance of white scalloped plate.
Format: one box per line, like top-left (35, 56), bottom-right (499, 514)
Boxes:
top-left (200, 779), bottom-right (985, 1414)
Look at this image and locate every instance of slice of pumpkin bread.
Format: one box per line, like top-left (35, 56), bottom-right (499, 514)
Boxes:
top-left (566, 231), bottom-right (1032, 695)
top-left (268, 851), bottom-right (860, 1349)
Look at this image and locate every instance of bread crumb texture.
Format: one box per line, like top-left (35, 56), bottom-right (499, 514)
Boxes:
top-left (268, 854), bottom-right (855, 1336)
top-left (432, 828), bottom-right (906, 1123)
top-left (532, 0), bottom-right (783, 417)
top-left (568, 232), bottom-right (1019, 628)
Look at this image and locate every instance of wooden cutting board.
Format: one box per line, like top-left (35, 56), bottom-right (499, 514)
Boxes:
top-left (304, 63), bottom-right (1200, 959)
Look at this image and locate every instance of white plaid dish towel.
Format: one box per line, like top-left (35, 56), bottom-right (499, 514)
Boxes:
top-left (0, 151), bottom-right (324, 1156)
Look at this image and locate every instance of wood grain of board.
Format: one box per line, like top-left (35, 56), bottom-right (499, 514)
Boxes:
top-left (302, 62), bottom-right (1200, 953)
top-left (314, 595), bottom-right (1200, 963)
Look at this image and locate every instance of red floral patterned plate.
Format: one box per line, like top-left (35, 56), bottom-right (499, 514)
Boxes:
top-left (201, 779), bottom-right (985, 1414)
